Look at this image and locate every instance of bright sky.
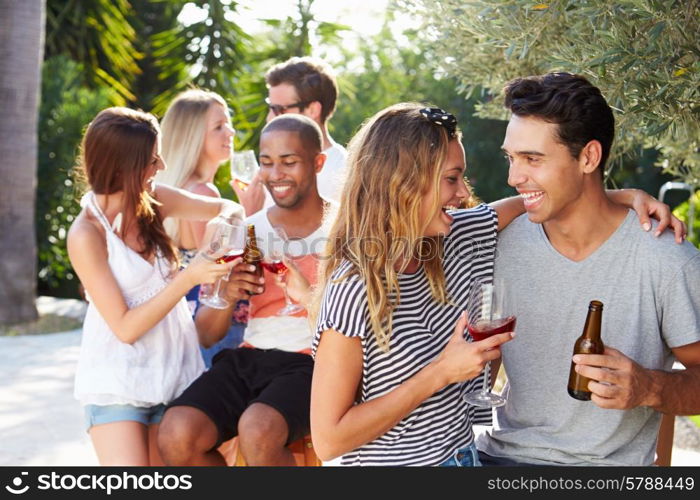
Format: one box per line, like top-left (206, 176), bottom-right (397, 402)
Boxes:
top-left (233, 0), bottom-right (392, 35)
top-left (179, 0), bottom-right (419, 56)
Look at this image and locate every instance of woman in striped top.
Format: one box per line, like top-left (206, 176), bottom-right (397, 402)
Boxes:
top-left (309, 103), bottom-right (523, 466)
top-left (309, 103), bottom-right (678, 466)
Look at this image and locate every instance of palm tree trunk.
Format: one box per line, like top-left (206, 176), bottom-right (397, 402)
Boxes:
top-left (0, 0), bottom-right (45, 324)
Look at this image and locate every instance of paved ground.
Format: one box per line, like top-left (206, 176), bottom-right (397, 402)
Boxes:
top-left (0, 328), bottom-right (96, 466)
top-left (0, 297), bottom-right (698, 466)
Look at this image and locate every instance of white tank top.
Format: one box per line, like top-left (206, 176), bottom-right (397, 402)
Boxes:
top-left (73, 192), bottom-right (204, 407)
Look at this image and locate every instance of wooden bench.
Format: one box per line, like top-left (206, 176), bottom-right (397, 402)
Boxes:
top-left (655, 414), bottom-right (674, 466)
top-left (217, 417), bottom-right (673, 466)
top-left (218, 435), bottom-right (321, 466)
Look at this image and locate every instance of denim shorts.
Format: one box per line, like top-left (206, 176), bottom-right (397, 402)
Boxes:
top-left (84, 403), bottom-right (167, 432)
top-left (438, 442), bottom-right (482, 467)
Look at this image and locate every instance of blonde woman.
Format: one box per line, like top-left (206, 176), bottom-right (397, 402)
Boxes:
top-left (309, 103), bottom-right (683, 466)
top-left (156, 89), bottom-right (244, 365)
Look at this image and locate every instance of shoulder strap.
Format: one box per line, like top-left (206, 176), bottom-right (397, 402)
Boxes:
top-left (84, 192), bottom-right (116, 234)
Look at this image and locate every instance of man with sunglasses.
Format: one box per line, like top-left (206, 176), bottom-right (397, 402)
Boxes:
top-left (234, 57), bottom-right (347, 215)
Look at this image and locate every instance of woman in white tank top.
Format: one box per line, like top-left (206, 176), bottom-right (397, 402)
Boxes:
top-left (68, 107), bottom-right (243, 466)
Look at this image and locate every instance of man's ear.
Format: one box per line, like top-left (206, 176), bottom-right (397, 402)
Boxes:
top-left (303, 101), bottom-right (323, 123)
top-left (314, 152), bottom-right (327, 174)
top-left (579, 140), bottom-right (602, 175)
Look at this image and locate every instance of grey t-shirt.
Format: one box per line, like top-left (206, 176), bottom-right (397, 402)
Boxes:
top-left (477, 210), bottom-right (700, 466)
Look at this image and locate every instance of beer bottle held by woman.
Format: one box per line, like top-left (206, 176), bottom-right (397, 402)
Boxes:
top-left (567, 300), bottom-right (604, 401)
top-left (243, 224), bottom-right (264, 295)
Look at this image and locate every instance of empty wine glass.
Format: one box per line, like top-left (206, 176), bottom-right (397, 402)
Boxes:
top-left (263, 226), bottom-right (305, 316)
top-left (198, 218), bottom-right (246, 309)
top-left (230, 150), bottom-right (259, 187)
top-left (462, 277), bottom-right (516, 408)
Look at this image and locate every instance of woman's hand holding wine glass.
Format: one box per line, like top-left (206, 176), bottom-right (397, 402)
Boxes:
top-left (198, 218), bottom-right (246, 309)
top-left (433, 311), bottom-right (513, 388)
top-left (183, 250), bottom-right (237, 291)
top-left (271, 256), bottom-right (311, 305)
top-left (462, 277), bottom-right (517, 408)
top-left (263, 226), bottom-right (306, 316)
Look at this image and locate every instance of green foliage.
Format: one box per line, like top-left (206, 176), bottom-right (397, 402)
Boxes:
top-left (129, 0), bottom-right (189, 112)
top-left (37, 56), bottom-right (111, 297)
top-left (36, 0), bottom-right (526, 301)
top-left (46, 0), bottom-right (141, 105)
top-left (149, 0), bottom-right (252, 115)
top-left (407, 0), bottom-right (700, 187)
top-left (690, 415), bottom-right (700, 428)
top-left (331, 14), bottom-right (513, 201)
top-left (673, 190), bottom-right (700, 248)
top-left (257, 0), bottom-right (351, 62)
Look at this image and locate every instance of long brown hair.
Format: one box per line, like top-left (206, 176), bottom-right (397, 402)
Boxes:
top-left (77, 107), bottom-right (178, 268)
top-left (314, 102), bottom-right (458, 351)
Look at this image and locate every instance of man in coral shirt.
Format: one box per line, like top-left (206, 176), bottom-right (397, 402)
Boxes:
top-left (157, 114), bottom-right (330, 466)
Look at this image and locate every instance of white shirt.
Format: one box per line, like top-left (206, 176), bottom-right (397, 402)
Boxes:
top-left (74, 192), bottom-right (204, 407)
top-left (317, 141), bottom-right (347, 203)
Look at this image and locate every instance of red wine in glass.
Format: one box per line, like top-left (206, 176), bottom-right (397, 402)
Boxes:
top-left (216, 250), bottom-right (244, 264)
top-left (468, 316), bottom-right (517, 341)
top-left (463, 278), bottom-right (515, 408)
top-left (268, 226), bottom-right (305, 316)
top-left (261, 260), bottom-right (288, 275)
top-left (199, 219), bottom-right (245, 310)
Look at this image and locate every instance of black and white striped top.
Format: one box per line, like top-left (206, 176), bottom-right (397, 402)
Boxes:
top-left (313, 204), bottom-right (498, 466)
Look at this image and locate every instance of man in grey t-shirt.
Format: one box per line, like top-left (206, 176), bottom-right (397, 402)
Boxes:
top-left (476, 73), bottom-right (700, 466)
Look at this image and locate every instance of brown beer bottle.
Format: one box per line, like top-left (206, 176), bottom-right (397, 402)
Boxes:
top-left (567, 300), bottom-right (604, 401)
top-left (243, 224), bottom-right (264, 295)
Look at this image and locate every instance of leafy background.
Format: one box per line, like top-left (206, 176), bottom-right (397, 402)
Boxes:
top-left (38, 0), bottom-right (699, 298)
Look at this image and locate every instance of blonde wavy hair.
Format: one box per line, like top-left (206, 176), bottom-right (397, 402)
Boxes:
top-left (314, 102), bottom-right (460, 351)
top-left (155, 88), bottom-right (228, 245)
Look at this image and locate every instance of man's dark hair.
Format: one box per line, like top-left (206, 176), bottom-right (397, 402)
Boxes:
top-left (262, 114), bottom-right (323, 154)
top-left (265, 57), bottom-right (338, 123)
top-left (504, 72), bottom-right (615, 173)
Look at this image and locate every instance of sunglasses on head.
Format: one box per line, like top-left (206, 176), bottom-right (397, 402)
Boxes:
top-left (265, 97), bottom-right (311, 116)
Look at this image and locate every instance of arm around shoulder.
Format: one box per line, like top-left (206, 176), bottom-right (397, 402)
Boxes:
top-left (649, 252), bottom-right (700, 413)
top-left (489, 195), bottom-right (525, 232)
top-left (154, 183), bottom-right (243, 222)
top-left (606, 188), bottom-right (686, 242)
top-left (646, 341), bottom-right (700, 415)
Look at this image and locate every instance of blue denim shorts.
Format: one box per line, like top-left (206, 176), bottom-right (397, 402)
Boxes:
top-left (84, 403), bottom-right (167, 432)
top-left (438, 442), bottom-right (482, 467)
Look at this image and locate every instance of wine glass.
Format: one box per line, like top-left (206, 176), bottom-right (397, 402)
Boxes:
top-left (462, 277), bottom-right (516, 408)
top-left (230, 150), bottom-right (259, 187)
top-left (198, 218), bottom-right (246, 309)
top-left (263, 226), bottom-right (305, 316)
